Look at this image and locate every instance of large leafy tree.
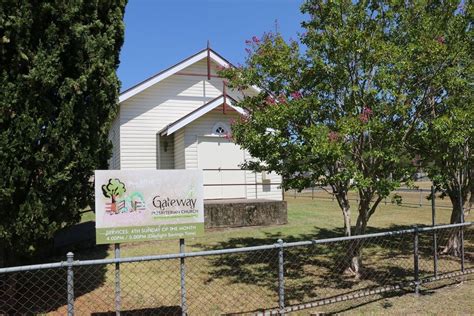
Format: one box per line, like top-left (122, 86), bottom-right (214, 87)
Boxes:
top-left (410, 1), bottom-right (473, 255)
top-left (0, 0), bottom-right (126, 265)
top-left (222, 0), bottom-right (467, 276)
top-left (421, 105), bottom-right (473, 255)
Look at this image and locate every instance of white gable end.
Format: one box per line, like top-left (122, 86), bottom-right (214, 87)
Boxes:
top-left (118, 56), bottom-right (238, 169)
top-left (119, 49), bottom-right (232, 103)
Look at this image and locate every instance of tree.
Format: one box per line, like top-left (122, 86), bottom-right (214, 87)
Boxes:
top-left (221, 0), bottom-right (465, 276)
top-left (392, 1), bottom-right (474, 254)
top-left (0, 0), bottom-right (126, 265)
top-left (401, 1), bottom-right (473, 255)
top-left (422, 105), bottom-right (473, 256)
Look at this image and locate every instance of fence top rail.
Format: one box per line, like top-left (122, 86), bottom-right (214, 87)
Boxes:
top-left (0, 261), bottom-right (68, 274)
top-left (0, 221), bottom-right (471, 274)
top-left (283, 221), bottom-right (473, 248)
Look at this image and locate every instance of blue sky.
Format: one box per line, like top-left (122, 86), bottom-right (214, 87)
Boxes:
top-left (118, 0), bottom-right (306, 91)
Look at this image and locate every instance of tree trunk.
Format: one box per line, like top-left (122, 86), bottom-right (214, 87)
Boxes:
top-left (342, 207), bottom-right (351, 237)
top-left (467, 184), bottom-right (473, 218)
top-left (335, 192), bottom-right (351, 236)
top-left (344, 198), bottom-right (370, 279)
top-left (344, 193), bottom-right (384, 278)
top-left (442, 229), bottom-right (462, 257)
top-left (441, 182), bottom-right (473, 256)
top-left (0, 241), bottom-right (5, 268)
top-left (111, 195), bottom-right (117, 214)
top-left (441, 192), bottom-right (465, 256)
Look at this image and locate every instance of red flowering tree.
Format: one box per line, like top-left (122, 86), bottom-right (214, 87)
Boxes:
top-left (217, 1), bottom-right (466, 276)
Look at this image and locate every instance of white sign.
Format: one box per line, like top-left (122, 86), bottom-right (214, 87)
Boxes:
top-left (94, 170), bottom-right (204, 244)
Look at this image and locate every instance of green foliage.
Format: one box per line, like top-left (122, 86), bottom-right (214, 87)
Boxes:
top-left (0, 0), bottom-right (126, 262)
top-left (418, 103), bottom-right (473, 211)
top-left (222, 0), bottom-right (469, 237)
top-left (102, 178), bottom-right (126, 199)
top-left (406, 1), bottom-right (473, 222)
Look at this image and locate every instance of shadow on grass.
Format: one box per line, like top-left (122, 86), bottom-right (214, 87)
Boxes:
top-left (195, 224), bottom-right (471, 314)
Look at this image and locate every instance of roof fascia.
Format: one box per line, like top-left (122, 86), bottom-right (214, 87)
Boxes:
top-left (119, 50), bottom-right (233, 103)
top-left (120, 48), bottom-right (261, 103)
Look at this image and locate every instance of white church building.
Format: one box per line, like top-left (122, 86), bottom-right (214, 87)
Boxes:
top-left (108, 47), bottom-right (283, 201)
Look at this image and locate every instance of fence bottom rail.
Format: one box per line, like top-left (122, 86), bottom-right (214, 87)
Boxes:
top-left (262, 268), bottom-right (474, 315)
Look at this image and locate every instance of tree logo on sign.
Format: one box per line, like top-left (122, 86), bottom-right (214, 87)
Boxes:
top-left (102, 178), bottom-right (126, 214)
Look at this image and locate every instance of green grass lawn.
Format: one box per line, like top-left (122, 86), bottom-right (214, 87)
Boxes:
top-left (79, 197), bottom-right (454, 259)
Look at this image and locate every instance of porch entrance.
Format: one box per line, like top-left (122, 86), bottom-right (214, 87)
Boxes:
top-left (198, 137), bottom-right (246, 199)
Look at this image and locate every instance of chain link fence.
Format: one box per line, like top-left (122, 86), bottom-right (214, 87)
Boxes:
top-left (0, 222), bottom-right (472, 315)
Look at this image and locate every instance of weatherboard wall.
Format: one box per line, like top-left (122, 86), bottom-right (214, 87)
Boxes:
top-left (108, 110), bottom-right (121, 169)
top-left (244, 170), bottom-right (282, 200)
top-left (119, 59), bottom-right (236, 170)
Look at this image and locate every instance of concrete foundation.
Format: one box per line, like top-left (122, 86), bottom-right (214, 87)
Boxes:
top-left (204, 199), bottom-right (288, 229)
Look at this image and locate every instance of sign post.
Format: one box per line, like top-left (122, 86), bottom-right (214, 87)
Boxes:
top-left (114, 244), bottom-right (121, 315)
top-left (179, 238), bottom-right (187, 316)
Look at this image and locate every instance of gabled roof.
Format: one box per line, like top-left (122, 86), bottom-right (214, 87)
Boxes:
top-left (159, 95), bottom-right (245, 136)
top-left (119, 48), bottom-right (233, 103)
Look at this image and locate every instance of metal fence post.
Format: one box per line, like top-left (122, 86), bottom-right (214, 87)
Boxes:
top-left (419, 189), bottom-right (422, 207)
top-left (114, 244), bottom-right (121, 315)
top-left (277, 239), bottom-right (285, 314)
top-left (413, 226), bottom-right (420, 295)
top-left (67, 252), bottom-right (74, 316)
top-left (431, 186), bottom-right (438, 277)
top-left (458, 186), bottom-right (465, 273)
top-left (180, 238), bottom-right (187, 316)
